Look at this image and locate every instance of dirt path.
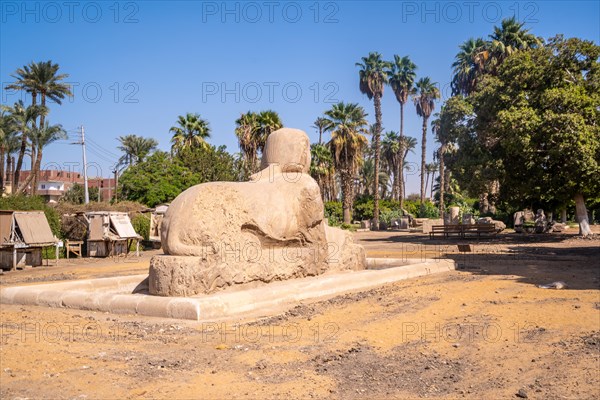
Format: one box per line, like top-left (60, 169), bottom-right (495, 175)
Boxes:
top-left (1, 229), bottom-right (599, 399)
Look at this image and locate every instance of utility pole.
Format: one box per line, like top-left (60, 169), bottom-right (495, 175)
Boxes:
top-left (113, 168), bottom-right (118, 202)
top-left (81, 125), bottom-right (89, 204)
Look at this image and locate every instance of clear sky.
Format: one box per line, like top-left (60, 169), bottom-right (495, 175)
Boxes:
top-left (1, 0), bottom-right (599, 194)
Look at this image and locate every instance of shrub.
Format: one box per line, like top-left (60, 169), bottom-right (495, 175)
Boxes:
top-left (131, 213), bottom-right (150, 241)
top-left (324, 201), bottom-right (343, 226)
top-left (418, 201), bottom-right (440, 218)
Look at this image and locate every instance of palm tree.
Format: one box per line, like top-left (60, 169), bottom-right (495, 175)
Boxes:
top-left (235, 112), bottom-right (260, 176)
top-left (425, 162), bottom-right (438, 200)
top-left (357, 52), bottom-right (390, 228)
top-left (387, 55), bottom-right (417, 204)
top-left (16, 122), bottom-right (66, 193)
top-left (0, 111), bottom-right (17, 192)
top-left (451, 38), bottom-right (489, 96)
top-left (255, 110), bottom-right (283, 153)
top-left (413, 77), bottom-right (441, 204)
top-left (324, 102), bottom-right (369, 224)
top-left (310, 143), bottom-right (334, 202)
top-left (234, 110), bottom-right (282, 176)
top-left (6, 61), bottom-right (71, 192)
top-left (381, 131), bottom-right (401, 200)
top-left (489, 16), bottom-right (542, 66)
top-left (117, 135), bottom-right (158, 168)
top-left (0, 101), bottom-right (47, 190)
top-left (400, 136), bottom-right (418, 205)
top-left (312, 117), bottom-right (332, 144)
top-left (170, 113), bottom-right (211, 155)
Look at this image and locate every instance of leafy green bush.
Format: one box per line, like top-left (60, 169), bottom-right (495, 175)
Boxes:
top-left (418, 201), bottom-right (440, 218)
top-left (324, 201), bottom-right (343, 226)
top-left (340, 223), bottom-right (356, 231)
top-left (379, 209), bottom-right (402, 225)
top-left (131, 213), bottom-right (150, 241)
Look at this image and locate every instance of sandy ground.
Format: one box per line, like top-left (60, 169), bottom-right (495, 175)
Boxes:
top-left (1, 228), bottom-right (599, 399)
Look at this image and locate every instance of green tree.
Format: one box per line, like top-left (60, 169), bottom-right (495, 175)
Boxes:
top-left (324, 102), bottom-right (369, 224)
top-left (413, 77), bottom-right (441, 204)
top-left (117, 134), bottom-right (158, 168)
top-left (451, 38), bottom-right (489, 96)
top-left (381, 131), bottom-right (401, 199)
top-left (119, 146), bottom-right (239, 207)
top-left (1, 101), bottom-right (48, 191)
top-left (170, 113), bottom-right (211, 155)
top-left (119, 151), bottom-right (200, 207)
top-left (310, 143), bottom-right (335, 202)
top-left (17, 121), bottom-right (67, 193)
top-left (6, 61), bottom-right (72, 194)
top-left (0, 110), bottom-right (17, 192)
top-left (357, 52), bottom-right (390, 228)
top-left (312, 117), bottom-right (332, 145)
top-left (6, 60), bottom-right (73, 194)
top-left (449, 36), bottom-right (599, 236)
top-left (387, 55), bottom-right (417, 204)
top-left (62, 183), bottom-right (99, 204)
top-left (234, 110), bottom-right (283, 176)
top-left (489, 16), bottom-right (542, 67)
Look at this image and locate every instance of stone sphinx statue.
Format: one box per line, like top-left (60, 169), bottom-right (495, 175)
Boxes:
top-left (149, 128), bottom-right (365, 296)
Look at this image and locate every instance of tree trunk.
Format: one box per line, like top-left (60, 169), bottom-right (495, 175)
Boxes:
top-left (17, 149), bottom-right (43, 194)
top-left (561, 208), bottom-right (567, 223)
top-left (574, 193), bottom-right (592, 236)
top-left (372, 93), bottom-right (383, 229)
top-left (439, 145), bottom-right (445, 214)
top-left (425, 171), bottom-right (430, 201)
top-left (430, 171), bottom-right (436, 200)
top-left (420, 116), bottom-right (428, 204)
top-left (341, 171), bottom-right (353, 224)
top-left (398, 103), bottom-right (405, 208)
top-left (13, 133), bottom-right (28, 191)
top-left (479, 193), bottom-right (489, 214)
top-left (0, 146), bottom-right (5, 193)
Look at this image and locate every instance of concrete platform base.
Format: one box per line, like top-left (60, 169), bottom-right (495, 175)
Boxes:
top-left (0, 258), bottom-right (455, 321)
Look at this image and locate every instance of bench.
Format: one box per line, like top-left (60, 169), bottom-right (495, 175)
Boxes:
top-left (429, 224), bottom-right (497, 239)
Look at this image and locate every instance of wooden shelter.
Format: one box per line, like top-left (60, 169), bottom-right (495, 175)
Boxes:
top-left (0, 210), bottom-right (59, 270)
top-left (84, 212), bottom-right (141, 257)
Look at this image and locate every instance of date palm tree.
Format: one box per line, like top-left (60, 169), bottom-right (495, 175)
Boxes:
top-left (310, 143), bottom-right (335, 202)
top-left (0, 111), bottom-right (17, 192)
top-left (489, 16), bottom-right (542, 66)
top-left (413, 77), bottom-right (440, 204)
top-left (387, 55), bottom-right (417, 204)
top-left (312, 117), bottom-right (332, 145)
top-left (16, 122), bottom-right (66, 193)
top-left (118, 134), bottom-right (158, 168)
top-left (235, 112), bottom-right (260, 176)
top-left (451, 38), bottom-right (489, 96)
top-left (381, 131), bottom-right (401, 200)
top-left (256, 110), bottom-right (283, 153)
top-left (400, 136), bottom-right (418, 201)
top-left (170, 113), bottom-right (211, 155)
top-left (234, 110), bottom-right (283, 176)
top-left (0, 101), bottom-right (47, 190)
top-left (6, 61), bottom-right (71, 193)
top-left (357, 52), bottom-right (390, 228)
top-left (325, 102), bottom-right (368, 224)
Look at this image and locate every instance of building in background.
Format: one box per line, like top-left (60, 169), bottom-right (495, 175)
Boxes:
top-left (8, 170), bottom-right (116, 203)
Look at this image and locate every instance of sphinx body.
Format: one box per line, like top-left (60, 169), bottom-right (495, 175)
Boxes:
top-left (148, 128), bottom-right (365, 296)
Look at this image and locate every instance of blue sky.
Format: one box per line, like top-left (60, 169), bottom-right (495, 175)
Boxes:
top-left (1, 0), bottom-right (599, 194)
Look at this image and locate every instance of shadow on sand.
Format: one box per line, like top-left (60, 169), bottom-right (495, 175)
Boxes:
top-left (361, 232), bottom-right (600, 291)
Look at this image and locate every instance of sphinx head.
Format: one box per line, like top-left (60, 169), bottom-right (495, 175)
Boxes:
top-left (259, 128), bottom-right (311, 174)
